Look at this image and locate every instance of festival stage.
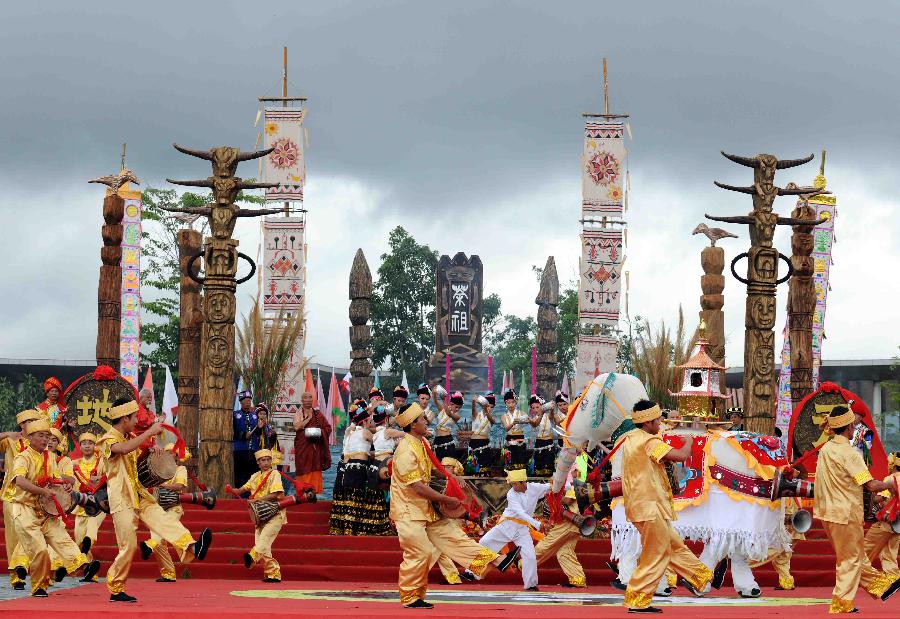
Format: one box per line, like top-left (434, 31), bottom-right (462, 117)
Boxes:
top-left (0, 580), bottom-right (896, 618)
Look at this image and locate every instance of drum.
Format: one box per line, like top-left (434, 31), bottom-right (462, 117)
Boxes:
top-left (665, 462), bottom-right (685, 497)
top-left (304, 427), bottom-right (322, 439)
top-left (158, 489), bottom-right (179, 511)
top-left (248, 500), bottom-right (280, 526)
top-left (158, 489), bottom-right (217, 511)
top-left (429, 476), bottom-right (479, 520)
top-left (137, 450), bottom-right (178, 488)
top-left (864, 490), bottom-right (877, 523)
top-left (39, 484), bottom-right (74, 516)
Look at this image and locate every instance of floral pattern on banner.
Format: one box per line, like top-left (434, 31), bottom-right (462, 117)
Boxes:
top-left (662, 434), bottom-right (709, 510)
top-left (263, 107), bottom-right (306, 202)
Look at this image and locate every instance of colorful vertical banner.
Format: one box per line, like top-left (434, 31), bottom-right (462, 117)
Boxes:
top-left (774, 188), bottom-right (837, 430)
top-left (578, 229), bottom-right (624, 325)
top-left (582, 121), bottom-right (625, 218)
top-left (574, 334), bottom-right (618, 394)
top-left (119, 190), bottom-right (142, 386)
top-left (262, 216), bottom-right (306, 312)
top-left (263, 107), bottom-right (306, 202)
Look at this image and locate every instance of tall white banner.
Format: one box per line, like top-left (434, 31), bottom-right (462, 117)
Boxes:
top-left (574, 335), bottom-right (619, 394)
top-left (582, 121), bottom-right (625, 219)
top-left (263, 108), bottom-right (306, 202)
top-left (578, 229), bottom-right (624, 326)
top-left (263, 217), bottom-right (306, 312)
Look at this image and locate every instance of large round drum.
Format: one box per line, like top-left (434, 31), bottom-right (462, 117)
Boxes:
top-left (62, 371), bottom-right (138, 439)
top-left (39, 484), bottom-right (74, 516)
top-left (429, 475), bottom-right (479, 519)
top-left (137, 450), bottom-right (177, 488)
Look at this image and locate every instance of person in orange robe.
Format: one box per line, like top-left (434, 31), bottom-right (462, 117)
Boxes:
top-left (292, 391), bottom-right (332, 494)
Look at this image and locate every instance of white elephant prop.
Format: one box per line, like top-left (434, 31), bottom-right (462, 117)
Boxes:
top-left (551, 373), bottom-right (791, 595)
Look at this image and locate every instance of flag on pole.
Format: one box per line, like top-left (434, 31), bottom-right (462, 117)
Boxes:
top-left (234, 377), bottom-right (245, 411)
top-left (162, 365), bottom-right (178, 424)
top-left (374, 370), bottom-right (381, 390)
top-left (327, 368), bottom-right (343, 446)
top-left (339, 371), bottom-right (351, 394)
top-left (400, 370), bottom-right (409, 390)
top-left (304, 369), bottom-right (317, 407)
top-left (141, 367), bottom-right (156, 413)
top-left (560, 371), bottom-right (570, 398)
top-left (501, 370), bottom-right (508, 394)
top-left (315, 369), bottom-right (326, 415)
top-left (518, 371), bottom-right (528, 413)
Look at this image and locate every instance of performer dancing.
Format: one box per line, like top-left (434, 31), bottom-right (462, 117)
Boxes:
top-left (814, 406), bottom-right (900, 613)
top-left (432, 391), bottom-right (463, 460)
top-left (865, 452), bottom-right (900, 577)
top-left (623, 399), bottom-right (711, 613)
top-left (435, 457), bottom-right (477, 585)
top-left (100, 397), bottom-right (212, 603)
top-left (467, 392), bottom-right (496, 474)
top-left (479, 469), bottom-right (550, 591)
top-left (71, 432), bottom-right (106, 582)
top-left (240, 448), bottom-right (286, 582)
top-left (292, 392), bottom-right (332, 494)
top-left (1, 409), bottom-right (44, 589)
top-left (47, 427), bottom-right (76, 582)
top-left (144, 444), bottom-right (189, 583)
top-left (8, 419), bottom-right (99, 597)
top-left (534, 486), bottom-right (586, 588)
top-left (501, 390), bottom-right (528, 470)
top-left (392, 384), bottom-right (410, 414)
top-left (531, 395), bottom-right (562, 477)
top-left (390, 402), bottom-right (519, 608)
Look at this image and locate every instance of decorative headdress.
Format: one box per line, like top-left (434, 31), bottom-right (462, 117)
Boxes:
top-left (555, 390), bottom-right (569, 404)
top-left (78, 432), bottom-right (98, 444)
top-left (483, 392), bottom-right (496, 406)
top-left (529, 394), bottom-right (544, 406)
top-left (255, 448), bottom-right (273, 461)
top-left (441, 457), bottom-right (465, 476)
top-left (726, 406), bottom-right (744, 418)
top-left (25, 419), bottom-right (51, 435)
top-left (43, 377), bottom-right (63, 394)
top-left (236, 390), bottom-right (253, 402)
top-left (351, 406), bottom-right (370, 425)
top-left (16, 409), bottom-right (41, 426)
top-left (416, 383), bottom-right (431, 397)
top-left (255, 403), bottom-right (270, 415)
top-left (826, 406), bottom-right (855, 431)
top-left (888, 452), bottom-right (900, 470)
top-left (393, 385), bottom-right (409, 398)
top-left (369, 387), bottom-right (384, 400)
top-left (395, 402), bottom-right (424, 428)
top-left (449, 391), bottom-right (464, 406)
top-left (373, 409), bottom-right (388, 424)
top-left (49, 427), bottom-right (65, 451)
top-left (631, 400), bottom-right (662, 425)
top-left (506, 469), bottom-right (527, 484)
top-left (502, 389), bottom-right (517, 402)
top-left (108, 399), bottom-right (139, 420)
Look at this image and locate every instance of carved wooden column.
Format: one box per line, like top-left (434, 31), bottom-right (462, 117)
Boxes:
top-left (535, 256), bottom-right (559, 399)
top-left (787, 194), bottom-right (817, 408)
top-left (349, 248), bottom-right (374, 401)
top-left (699, 246), bottom-right (726, 368)
top-left (177, 228), bottom-right (202, 485)
top-left (96, 191), bottom-right (124, 370)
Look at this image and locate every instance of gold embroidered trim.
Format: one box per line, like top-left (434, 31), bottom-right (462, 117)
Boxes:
top-left (853, 470), bottom-right (873, 486)
top-left (172, 531), bottom-right (194, 552)
top-left (397, 470), bottom-right (423, 484)
top-left (468, 547), bottom-right (498, 577)
top-left (686, 563), bottom-right (713, 590)
top-left (649, 442), bottom-right (671, 463)
top-left (569, 575), bottom-right (587, 587)
top-left (666, 571), bottom-right (677, 587)
top-left (778, 576), bottom-right (795, 590)
top-left (864, 571), bottom-right (894, 597)
top-left (828, 596), bottom-right (855, 613)
top-left (624, 588), bottom-right (653, 609)
top-left (444, 570), bottom-right (462, 584)
top-left (399, 585), bottom-right (427, 605)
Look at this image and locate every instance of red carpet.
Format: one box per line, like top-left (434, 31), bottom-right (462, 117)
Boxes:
top-left (2, 580), bottom-right (898, 618)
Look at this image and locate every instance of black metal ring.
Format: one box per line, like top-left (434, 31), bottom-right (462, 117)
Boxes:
top-left (186, 252), bottom-right (205, 285)
top-left (236, 252), bottom-right (257, 285)
top-left (729, 252), bottom-right (751, 285)
top-left (775, 252), bottom-right (794, 285)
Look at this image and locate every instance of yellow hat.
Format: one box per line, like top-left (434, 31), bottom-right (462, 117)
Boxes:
top-left (632, 403), bottom-right (662, 425)
top-left (78, 432), bottom-right (98, 444)
top-left (255, 448), bottom-right (273, 461)
top-left (565, 488), bottom-right (576, 500)
top-left (49, 428), bottom-right (65, 450)
top-left (888, 453), bottom-right (900, 470)
top-left (165, 443), bottom-right (192, 462)
top-left (441, 457), bottom-right (464, 476)
top-left (506, 469), bottom-right (527, 484)
top-left (827, 409), bottom-right (855, 430)
top-left (395, 402), bottom-right (424, 428)
top-left (16, 409), bottom-right (42, 425)
top-left (108, 400), bottom-right (138, 420)
top-left (24, 419), bottom-right (51, 435)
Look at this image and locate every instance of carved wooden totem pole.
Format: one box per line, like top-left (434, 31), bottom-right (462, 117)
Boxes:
top-left (535, 256), bottom-right (560, 399)
top-left (89, 168), bottom-right (140, 371)
top-left (349, 248), bottom-right (375, 401)
top-left (161, 144), bottom-right (281, 494)
top-left (177, 228), bottom-right (203, 483)
top-left (706, 152), bottom-right (825, 433)
top-left (691, 223), bottom-right (738, 368)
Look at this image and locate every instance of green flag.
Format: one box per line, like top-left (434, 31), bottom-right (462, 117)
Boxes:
top-left (518, 370), bottom-right (528, 413)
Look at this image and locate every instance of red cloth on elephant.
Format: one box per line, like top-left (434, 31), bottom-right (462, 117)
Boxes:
top-left (293, 408), bottom-right (333, 477)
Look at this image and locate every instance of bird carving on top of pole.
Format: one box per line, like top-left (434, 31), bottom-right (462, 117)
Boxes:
top-left (88, 168), bottom-right (141, 194)
top-left (692, 223), bottom-right (738, 247)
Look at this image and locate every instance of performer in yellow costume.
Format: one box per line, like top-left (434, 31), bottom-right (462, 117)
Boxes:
top-left (144, 444), bottom-right (190, 583)
top-left (814, 406), bottom-right (900, 613)
top-left (864, 452), bottom-right (900, 577)
top-left (622, 399), bottom-right (711, 613)
top-left (46, 427), bottom-right (76, 582)
top-left (391, 402), bottom-right (520, 609)
top-left (434, 457), bottom-right (475, 585)
top-left (534, 487), bottom-right (586, 587)
top-left (0, 408), bottom-right (43, 589)
top-left (8, 419), bottom-right (99, 597)
top-left (71, 432), bottom-right (106, 582)
top-left (240, 448), bottom-right (286, 582)
top-left (99, 396), bottom-right (212, 603)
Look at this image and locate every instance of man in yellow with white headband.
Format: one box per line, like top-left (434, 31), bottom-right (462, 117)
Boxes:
top-left (814, 406), bottom-right (900, 613)
top-left (239, 448), bottom-right (286, 583)
top-left (143, 443), bottom-right (191, 583)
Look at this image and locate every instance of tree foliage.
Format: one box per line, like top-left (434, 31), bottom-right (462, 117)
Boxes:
top-left (0, 374), bottom-right (44, 430)
top-left (370, 226), bottom-right (439, 388)
top-left (486, 315), bottom-right (536, 394)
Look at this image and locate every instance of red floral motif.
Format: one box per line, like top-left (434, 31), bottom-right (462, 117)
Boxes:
top-left (269, 137), bottom-right (299, 169)
top-left (93, 365), bottom-right (117, 381)
top-left (586, 151), bottom-right (620, 186)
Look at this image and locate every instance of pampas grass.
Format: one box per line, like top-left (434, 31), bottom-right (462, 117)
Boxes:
top-left (630, 306), bottom-right (699, 408)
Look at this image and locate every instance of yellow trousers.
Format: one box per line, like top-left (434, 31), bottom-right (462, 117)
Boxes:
top-left (3, 501), bottom-right (28, 585)
top-left (151, 505), bottom-right (184, 580)
top-left (750, 549), bottom-right (795, 590)
top-left (396, 518), bottom-right (498, 605)
top-left (624, 518), bottom-right (712, 610)
top-left (437, 553), bottom-right (460, 583)
top-left (823, 520), bottom-right (895, 613)
top-left (106, 497), bottom-right (196, 594)
top-left (12, 503), bottom-right (88, 594)
top-left (864, 521), bottom-right (899, 576)
top-left (249, 509), bottom-right (285, 580)
top-left (534, 522), bottom-right (586, 587)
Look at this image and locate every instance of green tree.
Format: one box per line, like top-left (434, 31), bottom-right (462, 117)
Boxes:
top-left (556, 284), bottom-right (579, 382)
top-left (0, 374), bottom-right (44, 430)
top-left (486, 315), bottom-right (536, 394)
top-left (370, 226), bottom-right (439, 388)
top-left (483, 293), bottom-right (502, 343)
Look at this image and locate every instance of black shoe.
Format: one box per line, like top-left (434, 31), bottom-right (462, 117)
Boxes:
top-left (610, 578), bottom-right (627, 591)
top-left (54, 566), bottom-right (67, 582)
top-left (32, 588), bottom-right (48, 598)
top-left (262, 577), bottom-right (281, 583)
top-left (110, 592), bottom-right (138, 603)
top-left (881, 576), bottom-right (900, 601)
top-left (496, 546), bottom-right (521, 572)
top-left (193, 527), bottom-right (212, 561)
top-left (80, 538), bottom-right (92, 554)
top-left (404, 599), bottom-right (434, 609)
top-left (739, 588), bottom-right (761, 598)
top-left (140, 541), bottom-right (153, 560)
top-left (82, 560), bottom-right (101, 583)
top-left (155, 577), bottom-right (176, 583)
top-left (711, 558), bottom-right (727, 589)
top-left (607, 560), bottom-right (619, 575)
top-left (12, 582), bottom-right (25, 591)
top-left (628, 608), bottom-right (662, 614)
top-left (655, 587), bottom-right (673, 598)
top-left (678, 577), bottom-right (703, 597)
top-left (244, 553), bottom-right (254, 569)
top-left (526, 586), bottom-right (539, 591)
top-left (774, 585), bottom-right (794, 591)
top-left (14, 566), bottom-right (27, 581)
top-left (560, 582), bottom-right (582, 588)
top-left (849, 609), bottom-right (859, 613)
top-left (459, 570), bottom-right (475, 582)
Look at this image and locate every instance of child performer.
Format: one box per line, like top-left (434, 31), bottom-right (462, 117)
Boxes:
top-left (240, 448), bottom-right (286, 582)
top-left (71, 432), bottom-right (106, 582)
top-left (534, 486), bottom-right (587, 588)
top-left (99, 396), bottom-right (212, 603)
top-left (479, 468), bottom-right (550, 591)
top-left (9, 419), bottom-right (99, 597)
top-left (144, 443), bottom-right (190, 583)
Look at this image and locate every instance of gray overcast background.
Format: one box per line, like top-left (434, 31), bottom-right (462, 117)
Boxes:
top-left (1, 1), bottom-right (898, 369)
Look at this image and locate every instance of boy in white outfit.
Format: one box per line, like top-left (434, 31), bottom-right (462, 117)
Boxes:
top-left (479, 469), bottom-right (550, 590)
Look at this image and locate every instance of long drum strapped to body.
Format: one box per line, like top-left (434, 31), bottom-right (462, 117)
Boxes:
top-left (541, 503), bottom-right (597, 537)
top-left (137, 450), bottom-right (178, 488)
top-left (247, 493), bottom-right (316, 526)
top-left (429, 476), bottom-right (484, 525)
top-left (158, 489), bottom-right (217, 511)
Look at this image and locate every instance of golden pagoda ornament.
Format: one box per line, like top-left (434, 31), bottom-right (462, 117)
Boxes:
top-left (670, 324), bottom-right (729, 421)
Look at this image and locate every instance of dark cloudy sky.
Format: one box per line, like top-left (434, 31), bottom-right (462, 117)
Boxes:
top-left (1, 1), bottom-right (898, 369)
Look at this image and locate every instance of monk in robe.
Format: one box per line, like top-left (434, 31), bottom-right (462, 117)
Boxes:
top-left (293, 391), bottom-right (333, 494)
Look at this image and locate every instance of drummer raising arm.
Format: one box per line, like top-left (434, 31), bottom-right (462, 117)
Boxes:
top-left (239, 449), bottom-right (286, 583)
